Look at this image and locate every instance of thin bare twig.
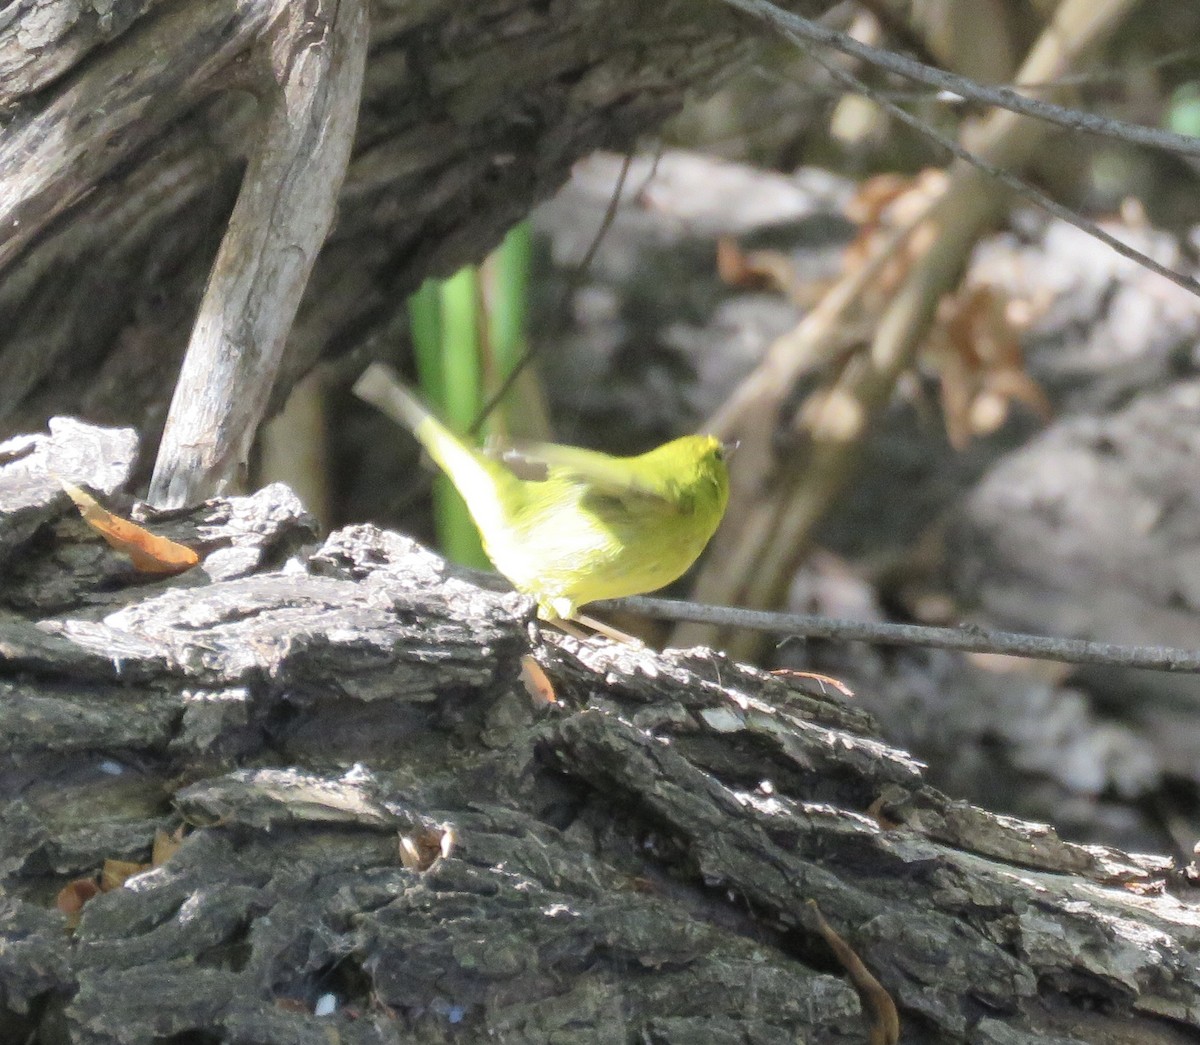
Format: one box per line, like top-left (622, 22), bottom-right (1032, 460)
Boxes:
top-left (606, 595), bottom-right (1200, 674)
top-left (807, 901), bottom-right (900, 1045)
top-left (806, 48), bottom-right (1200, 299)
top-left (749, 41), bottom-right (1200, 102)
top-left (469, 152), bottom-right (636, 436)
top-left (721, 0), bottom-right (1200, 158)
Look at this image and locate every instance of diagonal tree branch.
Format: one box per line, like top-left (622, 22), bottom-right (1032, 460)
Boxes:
top-left (148, 0), bottom-right (369, 507)
top-left (720, 0), bottom-right (1200, 159)
top-left (805, 47), bottom-right (1200, 300)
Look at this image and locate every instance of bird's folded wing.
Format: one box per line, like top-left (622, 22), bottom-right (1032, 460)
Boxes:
top-left (493, 440), bottom-right (676, 511)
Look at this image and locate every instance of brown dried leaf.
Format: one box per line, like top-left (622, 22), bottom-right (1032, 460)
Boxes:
top-left (57, 877), bottom-right (101, 920)
top-left (520, 655), bottom-right (557, 706)
top-left (101, 858), bottom-right (150, 892)
top-left (932, 284), bottom-right (1051, 449)
top-left (864, 794), bottom-right (902, 831)
top-left (152, 825), bottom-right (187, 867)
top-left (716, 237), bottom-right (797, 296)
top-left (842, 170), bottom-right (948, 302)
top-left (61, 481), bottom-right (199, 574)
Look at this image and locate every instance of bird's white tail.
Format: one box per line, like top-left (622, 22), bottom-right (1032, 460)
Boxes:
top-left (353, 363), bottom-right (431, 433)
top-left (353, 363), bottom-right (515, 545)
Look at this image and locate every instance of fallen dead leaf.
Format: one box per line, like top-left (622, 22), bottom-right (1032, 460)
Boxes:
top-left (931, 284), bottom-right (1051, 450)
top-left (57, 877), bottom-right (101, 923)
top-left (101, 858), bottom-right (150, 892)
top-left (842, 169), bottom-right (948, 308)
top-left (152, 825), bottom-right (187, 866)
top-left (61, 481), bottom-right (199, 574)
top-left (865, 794), bottom-right (902, 831)
top-left (520, 655), bottom-right (557, 705)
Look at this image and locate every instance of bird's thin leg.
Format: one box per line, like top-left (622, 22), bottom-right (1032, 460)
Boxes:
top-left (574, 613), bottom-right (643, 646)
top-left (549, 617), bottom-right (592, 640)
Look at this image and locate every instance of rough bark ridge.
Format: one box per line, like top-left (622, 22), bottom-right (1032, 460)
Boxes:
top-left (0, 0), bottom-right (832, 453)
top-left (2, 420), bottom-right (1199, 1045)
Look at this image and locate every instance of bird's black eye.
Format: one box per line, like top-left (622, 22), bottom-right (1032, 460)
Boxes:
top-left (713, 446), bottom-right (724, 461)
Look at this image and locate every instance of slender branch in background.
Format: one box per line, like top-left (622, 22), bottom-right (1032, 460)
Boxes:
top-left (805, 49), bottom-right (1200, 299)
top-left (605, 596), bottom-right (1200, 674)
top-left (720, 0), bottom-right (1200, 159)
top-left (470, 152), bottom-right (636, 435)
top-left (783, 42), bottom-right (1200, 95)
top-left (752, 41), bottom-right (1200, 102)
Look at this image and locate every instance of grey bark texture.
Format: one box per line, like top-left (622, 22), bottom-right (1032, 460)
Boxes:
top-left (0, 0), bottom-right (830, 466)
top-left (2, 420), bottom-right (1199, 1045)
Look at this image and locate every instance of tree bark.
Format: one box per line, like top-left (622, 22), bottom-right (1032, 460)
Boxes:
top-left (1, 419), bottom-right (1198, 1045)
top-left (0, 0), bottom-right (832, 467)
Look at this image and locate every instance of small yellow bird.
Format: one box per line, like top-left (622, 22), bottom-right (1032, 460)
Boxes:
top-left (353, 363), bottom-right (730, 631)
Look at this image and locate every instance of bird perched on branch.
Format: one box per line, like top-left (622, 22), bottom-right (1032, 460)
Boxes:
top-left (353, 363), bottom-right (730, 636)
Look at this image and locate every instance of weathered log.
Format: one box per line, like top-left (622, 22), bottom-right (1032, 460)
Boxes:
top-left (1, 419), bottom-right (1198, 1044)
top-left (0, 0), bottom-right (835, 460)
